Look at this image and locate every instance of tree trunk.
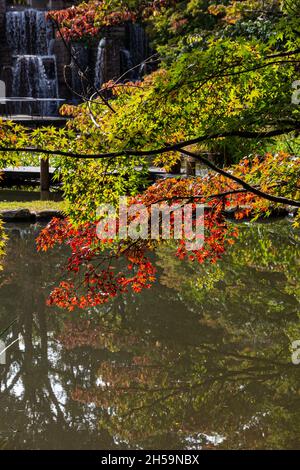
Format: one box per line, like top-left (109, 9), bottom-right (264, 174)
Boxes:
top-left (40, 158), bottom-right (50, 200)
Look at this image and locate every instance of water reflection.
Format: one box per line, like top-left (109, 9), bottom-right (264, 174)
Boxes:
top-left (0, 221), bottom-right (299, 449)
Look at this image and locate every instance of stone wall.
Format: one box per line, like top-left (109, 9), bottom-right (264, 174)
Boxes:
top-left (91, 26), bottom-right (126, 88)
top-left (52, 38), bottom-right (72, 101)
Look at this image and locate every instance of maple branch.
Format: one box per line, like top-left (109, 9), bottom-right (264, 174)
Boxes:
top-left (0, 126), bottom-right (298, 159)
top-left (171, 49), bottom-right (300, 94)
top-left (180, 148), bottom-right (300, 208)
top-left (1, 128), bottom-right (299, 207)
top-left (146, 188), bottom-right (248, 206)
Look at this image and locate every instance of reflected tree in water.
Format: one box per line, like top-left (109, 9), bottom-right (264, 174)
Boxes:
top-left (0, 222), bottom-right (299, 449)
top-left (61, 223), bottom-right (300, 449)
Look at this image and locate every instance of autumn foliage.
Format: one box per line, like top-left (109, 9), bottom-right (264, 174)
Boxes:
top-left (47, 0), bottom-right (173, 41)
top-left (36, 181), bottom-right (236, 310)
top-left (36, 151), bottom-right (299, 311)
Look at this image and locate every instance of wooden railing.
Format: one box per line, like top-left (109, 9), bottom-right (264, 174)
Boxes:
top-left (0, 97), bottom-right (66, 120)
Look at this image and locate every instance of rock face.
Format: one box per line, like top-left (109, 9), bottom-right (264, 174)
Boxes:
top-left (0, 208), bottom-right (64, 222)
top-left (33, 209), bottom-right (64, 221)
top-left (0, 209), bottom-right (35, 222)
top-left (51, 37), bottom-right (71, 102)
top-left (0, 1), bottom-right (6, 33)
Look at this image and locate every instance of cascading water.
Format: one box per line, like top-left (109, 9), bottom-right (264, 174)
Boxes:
top-left (94, 23), bottom-right (151, 89)
top-left (94, 38), bottom-right (106, 89)
top-left (6, 9), bottom-right (53, 56)
top-left (120, 48), bottom-right (134, 80)
top-left (127, 23), bottom-right (150, 73)
top-left (12, 56), bottom-right (58, 116)
top-left (6, 9), bottom-right (59, 116)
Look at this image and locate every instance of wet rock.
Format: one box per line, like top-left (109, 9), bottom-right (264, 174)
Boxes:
top-left (34, 210), bottom-right (64, 221)
top-left (0, 209), bottom-right (35, 222)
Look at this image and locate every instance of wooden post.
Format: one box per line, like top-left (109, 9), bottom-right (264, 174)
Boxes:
top-left (40, 158), bottom-right (50, 200)
top-left (186, 155), bottom-right (196, 176)
top-left (169, 157), bottom-right (182, 175)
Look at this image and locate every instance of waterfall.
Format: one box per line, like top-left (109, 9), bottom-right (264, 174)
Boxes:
top-left (6, 9), bottom-right (58, 116)
top-left (120, 48), bottom-right (134, 79)
top-left (120, 23), bottom-right (151, 82)
top-left (127, 23), bottom-right (150, 72)
top-left (94, 38), bottom-right (106, 89)
top-left (12, 56), bottom-right (58, 116)
top-left (94, 24), bottom-right (150, 88)
top-left (6, 9), bottom-right (53, 56)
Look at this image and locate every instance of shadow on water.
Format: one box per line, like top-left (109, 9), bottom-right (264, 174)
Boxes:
top-left (0, 221), bottom-right (299, 449)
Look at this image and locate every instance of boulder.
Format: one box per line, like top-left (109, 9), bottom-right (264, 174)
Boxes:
top-left (0, 209), bottom-right (35, 222)
top-left (34, 210), bottom-right (64, 221)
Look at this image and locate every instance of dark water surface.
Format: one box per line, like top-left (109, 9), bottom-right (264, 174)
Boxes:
top-left (0, 221), bottom-right (299, 450)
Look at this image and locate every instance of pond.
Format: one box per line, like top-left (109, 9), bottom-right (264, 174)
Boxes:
top-left (0, 221), bottom-right (299, 450)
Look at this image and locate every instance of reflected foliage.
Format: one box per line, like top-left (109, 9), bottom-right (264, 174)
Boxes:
top-left (0, 222), bottom-right (299, 449)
